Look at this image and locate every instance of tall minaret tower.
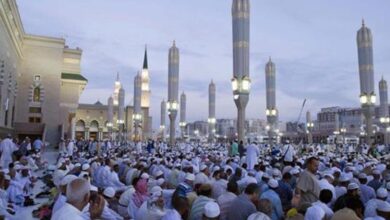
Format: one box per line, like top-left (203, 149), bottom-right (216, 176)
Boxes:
top-left (232, 0), bottom-right (250, 143)
top-left (357, 20), bottom-right (376, 147)
top-left (180, 92), bottom-right (186, 138)
top-left (141, 46), bottom-right (151, 108)
top-left (167, 41), bottom-right (180, 146)
top-left (208, 80), bottom-right (216, 142)
top-left (379, 77), bottom-right (389, 145)
top-left (113, 72), bottom-right (121, 106)
top-left (265, 57), bottom-right (278, 145)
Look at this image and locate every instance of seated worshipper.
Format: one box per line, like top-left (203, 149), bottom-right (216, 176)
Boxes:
top-left (176, 173), bottom-right (195, 198)
top-left (260, 179), bottom-right (283, 220)
top-left (0, 173), bottom-right (15, 219)
top-left (202, 201), bottom-right (220, 220)
top-left (101, 187), bottom-right (123, 220)
top-left (217, 180), bottom-right (239, 220)
top-left (227, 183), bottom-right (259, 220)
top-left (333, 182), bottom-right (363, 212)
top-left (195, 165), bottom-right (210, 187)
top-left (118, 185), bottom-right (135, 218)
top-left (311, 189), bottom-right (334, 220)
top-left (52, 178), bottom-right (105, 220)
top-left (188, 184), bottom-right (215, 220)
top-left (357, 173), bottom-right (376, 204)
top-left (103, 187), bottom-right (120, 213)
top-left (296, 156), bottom-right (321, 206)
top-left (371, 201), bottom-right (390, 220)
top-left (331, 197), bottom-right (364, 220)
top-left (368, 169), bottom-right (383, 192)
top-left (318, 172), bottom-right (336, 205)
top-left (364, 187), bottom-right (389, 218)
top-left (161, 196), bottom-right (190, 220)
top-left (304, 205), bottom-right (325, 220)
top-left (52, 175), bottom-right (78, 214)
top-left (211, 170), bottom-right (228, 200)
top-left (251, 198), bottom-right (273, 220)
top-left (128, 177), bottom-right (149, 219)
top-left (334, 174), bottom-right (349, 199)
top-left (136, 186), bottom-right (166, 220)
top-left (110, 164), bottom-right (126, 191)
top-left (276, 172), bottom-right (293, 211)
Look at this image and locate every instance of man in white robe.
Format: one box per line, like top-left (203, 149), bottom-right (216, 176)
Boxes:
top-left (245, 142), bottom-right (260, 171)
top-left (0, 135), bottom-right (16, 169)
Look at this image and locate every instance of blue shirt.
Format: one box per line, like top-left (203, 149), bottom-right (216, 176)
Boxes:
top-left (261, 189), bottom-right (283, 220)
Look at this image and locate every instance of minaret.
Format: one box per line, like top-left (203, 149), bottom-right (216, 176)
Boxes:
top-left (107, 96), bottom-right (114, 140)
top-left (113, 72), bottom-right (121, 106)
top-left (133, 73), bottom-right (142, 141)
top-left (141, 45), bottom-right (151, 108)
top-left (167, 41), bottom-right (179, 146)
top-left (208, 80), bottom-right (216, 142)
top-left (232, 0), bottom-right (250, 143)
top-left (160, 99), bottom-right (166, 140)
top-left (265, 57), bottom-right (278, 145)
top-left (357, 20), bottom-right (376, 147)
top-left (180, 92), bottom-right (186, 138)
top-left (379, 77), bottom-right (389, 144)
top-left (117, 87), bottom-right (125, 141)
top-left (306, 111), bottom-right (313, 144)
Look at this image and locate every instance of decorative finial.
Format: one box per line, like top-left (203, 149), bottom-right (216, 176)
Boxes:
top-left (362, 18), bottom-right (365, 27)
top-left (173, 40), bottom-right (176, 46)
top-left (116, 72), bottom-right (120, 81)
top-left (269, 56), bottom-right (272, 62)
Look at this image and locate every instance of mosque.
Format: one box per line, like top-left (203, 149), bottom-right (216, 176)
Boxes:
top-left (0, 0), bottom-right (151, 146)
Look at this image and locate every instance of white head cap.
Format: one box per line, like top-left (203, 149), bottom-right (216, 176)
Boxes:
top-left (377, 200), bottom-right (390, 212)
top-left (347, 183), bottom-right (359, 190)
top-left (204, 201), bottom-right (220, 218)
top-left (268, 179), bottom-right (279, 188)
top-left (377, 188), bottom-right (388, 199)
top-left (186, 173), bottom-right (195, 181)
top-left (103, 187), bottom-right (116, 198)
top-left (248, 212), bottom-right (271, 220)
top-left (141, 173), bottom-right (150, 179)
top-left (200, 164), bottom-right (208, 171)
top-left (82, 163), bottom-right (90, 171)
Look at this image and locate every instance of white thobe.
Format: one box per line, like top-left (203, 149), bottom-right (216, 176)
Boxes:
top-left (51, 203), bottom-right (84, 220)
top-left (52, 194), bottom-right (67, 214)
top-left (245, 144), bottom-right (260, 170)
top-left (0, 138), bottom-right (16, 169)
top-left (161, 209), bottom-right (182, 220)
top-left (67, 141), bottom-right (75, 156)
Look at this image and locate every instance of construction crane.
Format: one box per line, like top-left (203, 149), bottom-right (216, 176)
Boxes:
top-left (296, 99), bottom-right (307, 133)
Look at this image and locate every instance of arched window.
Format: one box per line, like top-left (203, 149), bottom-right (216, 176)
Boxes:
top-left (33, 87), bottom-right (40, 102)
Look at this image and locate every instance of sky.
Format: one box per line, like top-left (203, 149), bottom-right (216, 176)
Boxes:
top-left (16, 0), bottom-right (390, 128)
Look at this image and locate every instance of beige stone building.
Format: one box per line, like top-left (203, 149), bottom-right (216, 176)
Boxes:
top-left (0, 0), bottom-right (87, 145)
top-left (75, 101), bottom-right (150, 141)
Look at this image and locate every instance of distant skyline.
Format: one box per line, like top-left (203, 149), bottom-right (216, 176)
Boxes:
top-left (17, 0), bottom-right (390, 128)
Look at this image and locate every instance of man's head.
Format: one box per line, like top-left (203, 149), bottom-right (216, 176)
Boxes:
top-left (245, 183), bottom-right (260, 203)
top-left (227, 180), bottom-right (239, 195)
top-left (305, 157), bottom-right (319, 174)
top-left (319, 189), bottom-right (333, 204)
top-left (66, 178), bottom-right (91, 211)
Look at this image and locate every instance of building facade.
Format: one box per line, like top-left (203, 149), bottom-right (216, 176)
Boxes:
top-left (0, 0), bottom-right (87, 146)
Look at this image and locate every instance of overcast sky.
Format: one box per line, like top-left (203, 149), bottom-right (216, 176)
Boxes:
top-left (17, 0), bottom-right (390, 128)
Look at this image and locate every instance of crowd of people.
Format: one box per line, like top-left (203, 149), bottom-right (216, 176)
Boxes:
top-left (0, 134), bottom-right (389, 220)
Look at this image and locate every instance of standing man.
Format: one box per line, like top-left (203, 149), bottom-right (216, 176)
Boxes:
top-left (246, 142), bottom-right (260, 171)
top-left (295, 156), bottom-right (321, 206)
top-left (231, 140), bottom-right (238, 157)
top-left (0, 134), bottom-right (16, 168)
top-left (282, 140), bottom-right (295, 165)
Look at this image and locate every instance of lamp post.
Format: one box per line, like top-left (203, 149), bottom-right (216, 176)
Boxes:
top-left (168, 41), bottom-right (179, 147)
top-left (340, 127), bottom-right (347, 145)
top-left (306, 111), bottom-right (314, 144)
top-left (209, 80), bottom-right (216, 143)
top-left (179, 92), bottom-right (186, 139)
top-left (357, 20), bottom-right (376, 147)
top-left (232, 0), bottom-right (250, 143)
top-left (107, 96), bottom-right (114, 140)
top-left (133, 73), bottom-right (142, 141)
